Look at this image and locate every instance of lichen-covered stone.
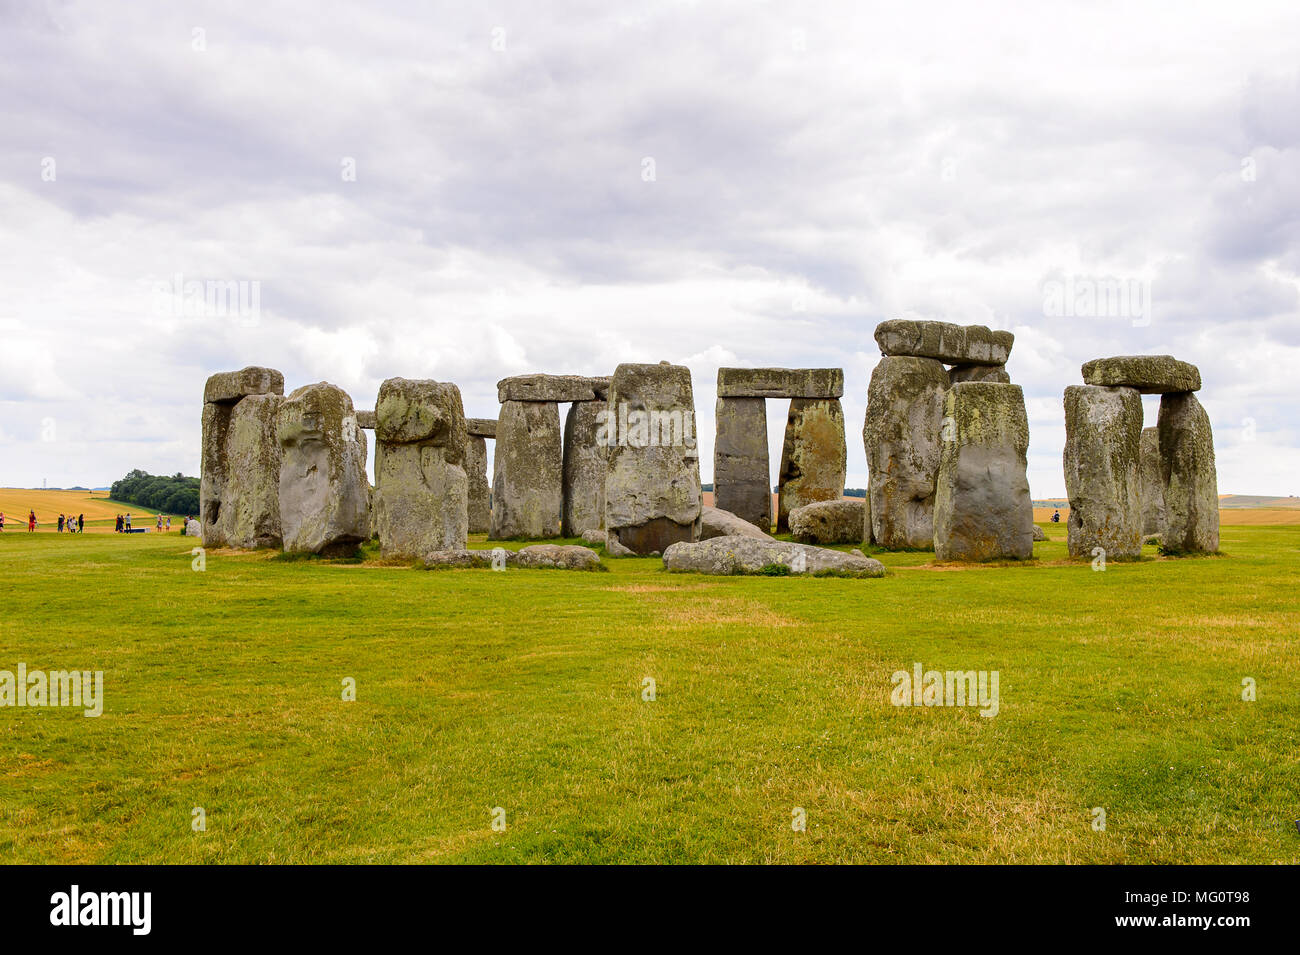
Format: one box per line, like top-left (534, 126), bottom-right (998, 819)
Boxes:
top-left (1139, 426), bottom-right (1166, 536)
top-left (200, 386), bottom-right (284, 549)
top-left (789, 498), bottom-right (865, 545)
top-left (1062, 385), bottom-right (1143, 560)
top-left (421, 544), bottom-right (604, 570)
top-left (563, 398), bottom-right (608, 537)
top-left (276, 382), bottom-right (370, 554)
top-left (491, 400), bottom-right (563, 539)
top-left (949, 364), bottom-right (1010, 385)
top-left (603, 362), bottom-right (702, 554)
top-left (1158, 392), bottom-right (1219, 554)
top-left (716, 367), bottom-right (844, 399)
top-left (497, 374), bottom-right (607, 403)
top-left (466, 435), bottom-right (491, 534)
top-left (933, 382), bottom-right (1033, 561)
top-left (203, 366), bottom-right (285, 405)
top-left (355, 410), bottom-right (376, 430)
top-left (700, 505), bottom-right (773, 540)
top-left (713, 396), bottom-right (771, 532)
top-left (662, 535), bottom-right (885, 577)
top-left (1032, 523), bottom-right (1046, 542)
top-left (864, 356), bottom-right (948, 549)
top-left (466, 417), bottom-right (497, 438)
top-left (776, 397), bottom-right (846, 531)
top-left (875, 320), bottom-right (1013, 365)
top-left (1081, 355), bottom-right (1201, 394)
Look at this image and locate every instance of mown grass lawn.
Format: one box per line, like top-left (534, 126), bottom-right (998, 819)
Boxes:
top-left (1, 523), bottom-right (1297, 864)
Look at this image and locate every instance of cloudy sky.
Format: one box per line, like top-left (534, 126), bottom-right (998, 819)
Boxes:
top-left (2, 0), bottom-right (1297, 497)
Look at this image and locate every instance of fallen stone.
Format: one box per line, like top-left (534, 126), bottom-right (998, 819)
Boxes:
top-left (513, 544), bottom-right (604, 570)
top-left (604, 362), bottom-right (702, 554)
top-left (497, 374), bottom-right (607, 404)
top-left (933, 382), bottom-right (1034, 561)
top-left (875, 320), bottom-right (1014, 365)
top-left (185, 518), bottom-right (202, 537)
top-left (466, 417), bottom-right (497, 438)
top-left (864, 356), bottom-right (948, 549)
top-left (203, 366), bottom-right (285, 405)
top-left (700, 505), bottom-right (774, 540)
top-left (790, 498), bottom-right (865, 545)
top-left (713, 396), bottom-right (771, 532)
top-left (490, 400), bottom-right (563, 539)
top-left (1081, 355), bottom-right (1201, 393)
top-left (776, 397), bottom-right (847, 531)
top-left (949, 364), bottom-right (1010, 385)
top-left (1063, 385), bottom-right (1143, 560)
top-left (579, 527), bottom-right (606, 547)
top-left (716, 367), bottom-right (844, 399)
top-left (276, 382), bottom-right (371, 554)
top-left (465, 434), bottom-right (491, 534)
top-left (562, 398), bottom-right (608, 537)
top-left (1138, 426), bottom-right (1166, 537)
top-left (1158, 392), bottom-right (1219, 554)
top-left (662, 535), bottom-right (886, 577)
top-left (1032, 524), bottom-right (1046, 542)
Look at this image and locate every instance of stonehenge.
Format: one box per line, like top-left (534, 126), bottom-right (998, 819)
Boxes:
top-left (933, 382), bottom-right (1034, 561)
top-left (465, 417), bottom-right (496, 535)
top-left (371, 378), bottom-right (469, 559)
top-left (713, 367), bottom-right (846, 533)
top-left (604, 361), bottom-right (703, 554)
top-left (275, 382), bottom-right (371, 555)
top-left (1064, 355), bottom-right (1217, 558)
top-left (200, 366), bottom-right (285, 549)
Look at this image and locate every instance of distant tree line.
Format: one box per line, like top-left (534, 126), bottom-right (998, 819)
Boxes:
top-left (110, 470), bottom-right (200, 516)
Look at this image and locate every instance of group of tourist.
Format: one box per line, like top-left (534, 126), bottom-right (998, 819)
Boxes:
top-left (57, 513), bottom-right (85, 533)
top-left (0, 509), bottom-right (180, 533)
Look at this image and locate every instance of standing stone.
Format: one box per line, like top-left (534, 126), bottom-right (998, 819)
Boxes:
top-left (713, 396), bottom-right (771, 532)
top-left (604, 362), bottom-right (702, 554)
top-left (776, 398), bottom-right (847, 531)
top-left (200, 400), bottom-right (232, 540)
top-left (1062, 385), bottom-right (1143, 560)
top-left (276, 382), bottom-right (370, 554)
top-left (465, 435), bottom-right (491, 534)
top-left (563, 397), bottom-right (609, 537)
top-left (933, 382), bottom-right (1033, 561)
top-left (372, 378), bottom-right (469, 559)
top-left (863, 356), bottom-right (948, 549)
top-left (491, 400), bottom-right (562, 539)
top-left (1158, 392), bottom-right (1219, 554)
top-left (1138, 426), bottom-right (1166, 537)
top-left (200, 367), bottom-right (285, 548)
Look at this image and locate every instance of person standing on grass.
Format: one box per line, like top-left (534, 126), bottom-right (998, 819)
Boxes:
top-left (58, 514), bottom-right (65, 533)
top-left (156, 514), bottom-right (163, 533)
top-left (125, 512), bottom-right (132, 531)
top-left (28, 510), bottom-right (36, 532)
top-left (165, 516), bottom-right (171, 532)
top-left (0, 511), bottom-right (5, 532)
top-left (78, 513), bottom-right (84, 533)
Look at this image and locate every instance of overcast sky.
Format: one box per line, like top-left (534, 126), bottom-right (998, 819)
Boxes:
top-left (2, 0), bottom-right (1297, 497)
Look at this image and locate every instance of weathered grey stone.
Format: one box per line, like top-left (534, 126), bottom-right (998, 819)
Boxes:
top-left (497, 374), bottom-right (605, 404)
top-left (789, 498), bottom-right (865, 545)
top-left (1032, 523), bottom-right (1046, 542)
top-left (604, 362), bottom-right (702, 554)
top-left (579, 527), bottom-right (606, 546)
top-left (371, 378), bottom-right (468, 559)
top-left (514, 544), bottom-right (603, 570)
top-left (662, 535), bottom-right (886, 577)
top-left (700, 505), bottom-right (774, 540)
top-left (949, 364), bottom-right (1010, 385)
top-left (490, 400), bottom-right (562, 539)
top-left (200, 400), bottom-right (232, 540)
top-left (716, 367), bottom-right (844, 399)
top-left (355, 410), bottom-right (376, 429)
top-left (276, 382), bottom-right (370, 554)
top-left (466, 417), bottom-right (497, 438)
top-left (184, 518), bottom-right (202, 537)
top-left (216, 393), bottom-right (284, 548)
top-left (864, 356), bottom-right (948, 549)
top-left (1139, 426), bottom-right (1166, 537)
top-left (933, 382), bottom-right (1033, 561)
top-left (562, 398), bottom-right (608, 537)
top-left (1081, 355), bottom-right (1201, 394)
top-left (876, 320), bottom-right (1014, 365)
top-left (1062, 385), bottom-right (1143, 560)
top-left (713, 396), bottom-right (770, 531)
top-left (1158, 392), bottom-right (1219, 554)
top-left (203, 366), bottom-right (285, 405)
top-left (776, 398), bottom-right (847, 531)
top-left (465, 435), bottom-right (491, 534)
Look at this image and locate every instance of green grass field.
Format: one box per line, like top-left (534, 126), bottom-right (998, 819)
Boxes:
top-left (1, 523), bottom-right (1297, 863)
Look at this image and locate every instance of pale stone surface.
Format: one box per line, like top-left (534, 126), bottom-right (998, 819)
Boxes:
top-left (662, 535), bottom-right (886, 577)
top-left (497, 374), bottom-right (606, 403)
top-left (1139, 426), bottom-right (1166, 537)
top-left (490, 400), bottom-right (563, 539)
top-left (276, 382), bottom-right (371, 554)
top-left (949, 364), bottom-right (1010, 385)
top-left (776, 397), bottom-right (847, 531)
top-left (203, 366), bottom-right (285, 405)
top-left (562, 398), bottom-right (608, 537)
top-left (716, 367), bottom-right (844, 399)
top-left (713, 396), bottom-right (771, 531)
top-left (199, 400), bottom-right (232, 540)
top-left (789, 498), bottom-right (865, 545)
top-left (933, 382), bottom-right (1033, 561)
top-left (465, 435), bottom-right (491, 534)
top-left (185, 518), bottom-right (202, 537)
top-left (466, 417), bottom-right (497, 438)
top-left (1032, 524), bottom-right (1046, 542)
top-left (1158, 392), bottom-right (1219, 554)
top-left (700, 505), bottom-right (774, 540)
top-left (1081, 355), bottom-right (1201, 393)
top-left (1063, 385), bottom-right (1143, 560)
top-left (200, 384), bottom-right (284, 549)
top-left (372, 378), bottom-right (468, 559)
top-left (864, 356), bottom-right (948, 549)
top-left (875, 320), bottom-right (1013, 365)
top-left (421, 544), bottom-right (603, 570)
top-left (604, 362), bottom-right (702, 554)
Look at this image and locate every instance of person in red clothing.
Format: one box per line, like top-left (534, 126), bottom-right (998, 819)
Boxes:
top-left (28, 510), bottom-right (37, 532)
